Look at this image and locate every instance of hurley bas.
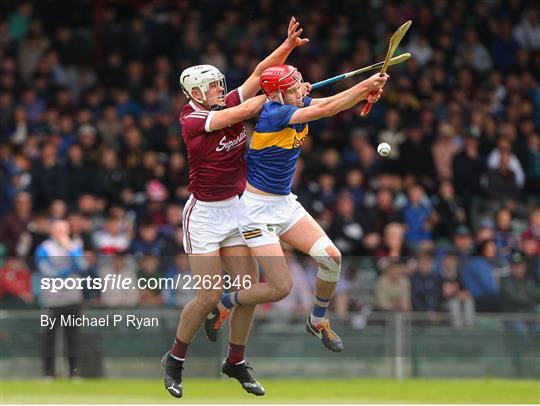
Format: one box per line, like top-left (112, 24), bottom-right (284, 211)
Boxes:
top-left (41, 314), bottom-right (159, 330)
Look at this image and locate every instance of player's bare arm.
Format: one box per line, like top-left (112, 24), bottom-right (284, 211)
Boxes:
top-left (288, 73), bottom-right (388, 124)
top-left (241, 17), bottom-right (309, 99)
top-left (208, 94), bottom-right (267, 131)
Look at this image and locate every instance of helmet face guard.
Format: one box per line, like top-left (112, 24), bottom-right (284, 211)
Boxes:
top-left (180, 65), bottom-right (227, 107)
top-left (260, 65), bottom-right (304, 105)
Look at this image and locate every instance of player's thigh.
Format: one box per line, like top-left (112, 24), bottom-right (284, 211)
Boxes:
top-left (280, 213), bottom-right (328, 255)
top-left (220, 244), bottom-right (259, 283)
top-left (250, 243), bottom-right (291, 290)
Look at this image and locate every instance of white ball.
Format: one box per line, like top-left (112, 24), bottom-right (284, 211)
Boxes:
top-left (377, 142), bottom-right (391, 157)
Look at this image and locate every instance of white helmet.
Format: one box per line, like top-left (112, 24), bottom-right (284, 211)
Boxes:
top-left (179, 64), bottom-right (227, 105)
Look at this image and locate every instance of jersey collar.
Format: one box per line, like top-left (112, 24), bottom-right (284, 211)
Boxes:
top-left (189, 100), bottom-right (208, 112)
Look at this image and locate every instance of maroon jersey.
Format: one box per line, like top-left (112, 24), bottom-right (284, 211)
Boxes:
top-left (180, 88), bottom-right (247, 202)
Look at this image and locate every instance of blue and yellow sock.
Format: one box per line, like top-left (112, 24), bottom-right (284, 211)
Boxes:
top-left (310, 295), bottom-right (330, 325)
top-left (220, 291), bottom-right (241, 310)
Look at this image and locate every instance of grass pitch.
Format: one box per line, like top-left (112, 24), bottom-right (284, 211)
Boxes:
top-left (2, 378), bottom-right (539, 404)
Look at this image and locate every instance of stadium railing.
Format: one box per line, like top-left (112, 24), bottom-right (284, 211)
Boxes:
top-left (0, 309), bottom-right (538, 379)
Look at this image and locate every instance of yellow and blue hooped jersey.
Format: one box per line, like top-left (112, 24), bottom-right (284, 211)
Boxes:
top-left (247, 97), bottom-right (312, 195)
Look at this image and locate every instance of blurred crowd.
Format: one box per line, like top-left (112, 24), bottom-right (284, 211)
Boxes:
top-left (1, 0), bottom-right (539, 327)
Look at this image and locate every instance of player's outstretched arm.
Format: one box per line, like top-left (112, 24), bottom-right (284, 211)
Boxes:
top-left (208, 95), bottom-right (267, 131)
top-left (241, 17), bottom-right (309, 100)
top-left (289, 73), bottom-right (388, 124)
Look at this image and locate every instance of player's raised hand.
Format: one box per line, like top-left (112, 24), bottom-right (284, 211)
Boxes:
top-left (363, 73), bottom-right (389, 93)
top-left (303, 82), bottom-right (312, 95)
top-left (285, 17), bottom-right (309, 48)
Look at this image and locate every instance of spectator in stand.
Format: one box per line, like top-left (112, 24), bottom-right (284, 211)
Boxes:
top-left (75, 194), bottom-right (100, 222)
top-left (357, 143), bottom-right (383, 182)
top-left (31, 143), bottom-right (66, 210)
top-left (342, 168), bottom-right (365, 211)
top-left (452, 225), bottom-right (474, 263)
top-left (374, 263), bottom-right (411, 312)
top-left (17, 210), bottom-right (50, 257)
top-left (487, 137), bottom-right (525, 189)
top-left (328, 192), bottom-right (364, 256)
top-left (67, 211), bottom-right (92, 251)
top-left (500, 252), bottom-right (540, 339)
top-left (519, 234), bottom-right (540, 288)
top-left (452, 133), bottom-right (486, 217)
top-left (410, 250), bottom-right (442, 319)
top-left (476, 218), bottom-right (511, 282)
top-left (432, 180), bottom-right (466, 240)
top-left (432, 123), bottom-right (461, 181)
top-left (99, 250), bottom-right (139, 307)
top-left (96, 105), bottom-right (122, 147)
top-left (311, 172), bottom-right (338, 213)
top-left (377, 108), bottom-right (405, 168)
top-left (7, 2), bottom-right (33, 43)
top-left (486, 151), bottom-right (521, 205)
top-left (439, 251), bottom-right (475, 328)
top-left (137, 253), bottom-right (164, 307)
top-left (0, 257), bottom-right (33, 307)
top-left (17, 21), bottom-right (50, 82)
top-left (36, 219), bottom-right (87, 379)
top-left (403, 184), bottom-right (435, 249)
top-left (163, 252), bottom-right (194, 308)
top-left (341, 260), bottom-right (378, 321)
top-left (57, 114), bottom-right (76, 157)
top-left (513, 8), bottom-right (540, 51)
top-left (164, 152), bottom-right (190, 203)
top-left (64, 144), bottom-right (95, 206)
top-left (94, 147), bottom-right (130, 203)
top-left (494, 208), bottom-right (519, 258)
top-left (129, 218), bottom-right (171, 258)
top-left (120, 125), bottom-right (145, 170)
top-left (342, 129), bottom-right (369, 169)
top-left (523, 133), bottom-right (540, 198)
top-left (0, 192), bottom-right (32, 255)
top-left (374, 222), bottom-right (413, 264)
top-left (159, 203), bottom-right (182, 242)
top-left (405, 35), bottom-right (432, 67)
top-left (144, 180), bottom-right (168, 225)
top-left (1, 163), bottom-right (31, 218)
top-left (92, 214), bottom-right (130, 256)
top-left (49, 199), bottom-right (67, 220)
top-left (456, 27), bottom-right (493, 72)
top-left (475, 218), bottom-right (497, 245)
top-left (399, 127), bottom-right (435, 183)
top-left (521, 208), bottom-right (540, 255)
top-left (361, 188), bottom-right (403, 238)
top-left (460, 239), bottom-right (500, 312)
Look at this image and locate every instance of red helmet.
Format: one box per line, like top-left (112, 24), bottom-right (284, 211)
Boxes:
top-left (260, 65), bottom-right (303, 96)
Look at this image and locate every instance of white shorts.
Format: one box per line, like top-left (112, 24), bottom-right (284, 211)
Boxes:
top-left (237, 190), bottom-right (308, 248)
top-left (182, 195), bottom-right (245, 254)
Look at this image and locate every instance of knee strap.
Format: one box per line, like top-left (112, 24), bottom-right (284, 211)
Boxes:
top-left (308, 236), bottom-right (341, 282)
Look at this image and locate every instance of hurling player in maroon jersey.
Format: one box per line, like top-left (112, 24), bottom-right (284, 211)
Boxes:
top-left (162, 18), bottom-right (309, 398)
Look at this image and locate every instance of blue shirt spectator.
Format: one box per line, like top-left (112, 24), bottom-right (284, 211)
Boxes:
top-left (460, 239), bottom-right (500, 312)
top-left (403, 185), bottom-right (433, 247)
top-left (129, 219), bottom-right (173, 258)
top-left (35, 220), bottom-right (87, 308)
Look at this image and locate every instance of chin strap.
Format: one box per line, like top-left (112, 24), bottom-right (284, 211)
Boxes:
top-left (210, 93), bottom-right (227, 111)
